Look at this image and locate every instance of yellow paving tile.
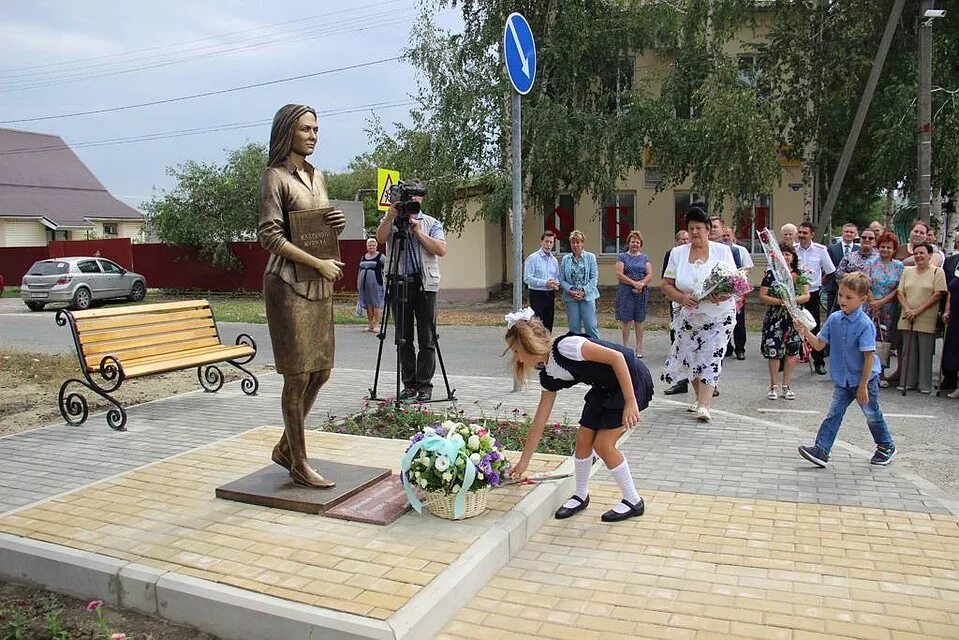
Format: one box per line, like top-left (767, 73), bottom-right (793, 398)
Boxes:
top-left (0, 426), bottom-right (563, 620)
top-left (441, 483), bottom-right (959, 639)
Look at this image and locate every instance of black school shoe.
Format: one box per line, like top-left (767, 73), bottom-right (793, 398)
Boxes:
top-left (554, 494), bottom-right (589, 519)
top-left (601, 498), bottom-right (645, 523)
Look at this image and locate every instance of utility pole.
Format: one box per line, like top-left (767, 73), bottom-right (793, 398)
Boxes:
top-left (917, 0), bottom-right (935, 223)
top-left (819, 0), bottom-right (906, 236)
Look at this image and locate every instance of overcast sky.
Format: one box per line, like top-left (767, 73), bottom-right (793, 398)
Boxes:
top-left (0, 1), bottom-right (460, 208)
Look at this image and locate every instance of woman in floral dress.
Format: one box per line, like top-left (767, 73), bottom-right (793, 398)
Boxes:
top-left (758, 247), bottom-right (809, 400)
top-left (868, 232), bottom-right (904, 386)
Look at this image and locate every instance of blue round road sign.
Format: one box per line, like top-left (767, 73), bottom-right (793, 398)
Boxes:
top-left (504, 12), bottom-right (536, 95)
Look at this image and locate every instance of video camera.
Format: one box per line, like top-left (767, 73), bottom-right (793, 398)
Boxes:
top-left (387, 181), bottom-right (427, 219)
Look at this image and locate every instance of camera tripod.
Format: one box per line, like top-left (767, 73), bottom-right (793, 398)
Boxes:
top-left (368, 221), bottom-right (456, 407)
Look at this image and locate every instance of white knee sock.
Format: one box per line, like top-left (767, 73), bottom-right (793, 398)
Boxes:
top-left (609, 460), bottom-right (641, 514)
top-left (562, 455), bottom-right (593, 509)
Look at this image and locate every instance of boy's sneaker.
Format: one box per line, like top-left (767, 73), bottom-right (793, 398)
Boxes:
top-left (782, 386), bottom-right (796, 400)
top-left (870, 445), bottom-right (896, 466)
top-left (767, 386), bottom-right (778, 400)
top-left (798, 445), bottom-right (829, 468)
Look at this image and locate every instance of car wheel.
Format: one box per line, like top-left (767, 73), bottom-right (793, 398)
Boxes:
top-left (25, 301), bottom-right (45, 312)
top-left (71, 287), bottom-right (92, 311)
top-left (129, 281), bottom-right (146, 302)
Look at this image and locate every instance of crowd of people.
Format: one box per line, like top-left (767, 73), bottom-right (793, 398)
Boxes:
top-left (517, 212), bottom-right (959, 414)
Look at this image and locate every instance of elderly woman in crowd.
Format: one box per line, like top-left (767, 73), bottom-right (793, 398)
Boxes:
top-left (898, 221), bottom-right (945, 268)
top-left (867, 232), bottom-right (904, 386)
top-left (357, 237), bottom-right (386, 333)
top-left (559, 229), bottom-right (600, 339)
top-left (837, 228), bottom-right (878, 276)
top-left (615, 230), bottom-right (653, 357)
top-left (661, 206), bottom-right (737, 422)
top-left (897, 243), bottom-right (947, 394)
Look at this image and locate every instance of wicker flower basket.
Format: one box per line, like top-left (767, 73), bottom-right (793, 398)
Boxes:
top-left (424, 487), bottom-right (490, 520)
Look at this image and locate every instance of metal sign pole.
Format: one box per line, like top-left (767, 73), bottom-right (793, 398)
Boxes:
top-left (511, 93), bottom-right (523, 392)
top-left (512, 93), bottom-right (523, 313)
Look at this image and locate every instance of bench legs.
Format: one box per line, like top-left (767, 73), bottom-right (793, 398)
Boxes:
top-left (196, 362), bottom-right (259, 396)
top-left (58, 378), bottom-right (128, 431)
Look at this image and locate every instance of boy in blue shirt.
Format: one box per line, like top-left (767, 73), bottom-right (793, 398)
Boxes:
top-left (793, 272), bottom-right (896, 467)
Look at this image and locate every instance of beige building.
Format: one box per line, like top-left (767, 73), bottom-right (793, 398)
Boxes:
top-left (0, 128), bottom-right (145, 247)
top-left (439, 19), bottom-right (805, 302)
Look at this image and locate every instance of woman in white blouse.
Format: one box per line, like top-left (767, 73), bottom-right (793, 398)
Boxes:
top-left (660, 206), bottom-right (738, 422)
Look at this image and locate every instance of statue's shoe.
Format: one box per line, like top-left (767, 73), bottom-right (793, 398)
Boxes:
top-left (290, 464), bottom-right (335, 489)
top-left (271, 444), bottom-right (292, 470)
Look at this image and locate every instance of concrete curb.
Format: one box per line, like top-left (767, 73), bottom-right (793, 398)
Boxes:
top-left (388, 457), bottom-right (574, 640)
top-left (0, 456), bottom-right (577, 640)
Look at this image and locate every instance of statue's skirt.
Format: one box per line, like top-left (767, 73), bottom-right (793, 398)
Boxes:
top-left (263, 273), bottom-right (334, 375)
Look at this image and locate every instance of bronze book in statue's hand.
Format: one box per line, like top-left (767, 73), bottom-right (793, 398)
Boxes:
top-left (288, 206), bottom-right (339, 282)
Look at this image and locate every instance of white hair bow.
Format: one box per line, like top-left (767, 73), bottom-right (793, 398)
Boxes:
top-left (505, 307), bottom-right (536, 329)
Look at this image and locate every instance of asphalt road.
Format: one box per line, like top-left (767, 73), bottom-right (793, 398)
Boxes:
top-left (2, 297), bottom-right (957, 499)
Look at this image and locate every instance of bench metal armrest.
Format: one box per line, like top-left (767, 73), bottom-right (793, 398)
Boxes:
top-left (232, 333), bottom-right (257, 365)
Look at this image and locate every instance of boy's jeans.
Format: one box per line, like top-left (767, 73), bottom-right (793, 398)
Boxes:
top-left (815, 376), bottom-right (894, 454)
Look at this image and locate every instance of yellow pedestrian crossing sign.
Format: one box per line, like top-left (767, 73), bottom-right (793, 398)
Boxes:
top-left (377, 168), bottom-right (400, 211)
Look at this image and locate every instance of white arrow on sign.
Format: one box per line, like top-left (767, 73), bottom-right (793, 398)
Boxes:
top-left (507, 16), bottom-right (530, 78)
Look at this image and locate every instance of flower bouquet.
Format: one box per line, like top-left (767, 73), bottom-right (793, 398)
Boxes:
top-left (756, 227), bottom-right (816, 328)
top-left (400, 420), bottom-right (509, 520)
top-left (695, 261), bottom-right (753, 301)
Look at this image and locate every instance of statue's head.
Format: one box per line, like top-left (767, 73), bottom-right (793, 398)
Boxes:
top-left (268, 104), bottom-right (317, 167)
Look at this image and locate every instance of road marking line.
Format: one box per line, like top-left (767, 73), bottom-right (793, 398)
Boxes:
top-left (756, 408), bottom-right (820, 414)
top-left (884, 413), bottom-right (938, 419)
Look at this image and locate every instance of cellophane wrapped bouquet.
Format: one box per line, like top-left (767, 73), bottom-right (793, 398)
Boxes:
top-left (696, 262), bottom-right (753, 301)
top-left (756, 228), bottom-right (816, 328)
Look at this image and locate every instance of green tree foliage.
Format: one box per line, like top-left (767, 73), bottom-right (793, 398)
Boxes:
top-left (143, 143), bottom-right (267, 268)
top-left (759, 0), bottom-right (959, 230)
top-left (368, 0), bottom-right (780, 233)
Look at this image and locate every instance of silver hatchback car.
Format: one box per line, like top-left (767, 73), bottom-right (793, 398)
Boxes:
top-left (21, 257), bottom-right (147, 312)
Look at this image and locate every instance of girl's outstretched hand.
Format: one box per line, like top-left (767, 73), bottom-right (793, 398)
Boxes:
top-left (509, 458), bottom-right (529, 480)
top-left (622, 400), bottom-right (641, 429)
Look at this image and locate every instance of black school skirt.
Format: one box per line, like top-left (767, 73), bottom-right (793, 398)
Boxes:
top-left (579, 355), bottom-right (654, 429)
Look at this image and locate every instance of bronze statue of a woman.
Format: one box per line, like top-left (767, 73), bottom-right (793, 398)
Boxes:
top-left (258, 104), bottom-right (345, 488)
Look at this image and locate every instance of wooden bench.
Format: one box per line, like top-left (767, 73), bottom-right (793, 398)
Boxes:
top-left (56, 299), bottom-right (258, 430)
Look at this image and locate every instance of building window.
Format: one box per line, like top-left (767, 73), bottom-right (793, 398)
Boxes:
top-left (546, 194), bottom-right (575, 254)
top-left (735, 195), bottom-right (771, 253)
top-left (643, 167), bottom-right (663, 190)
top-left (600, 192), bottom-right (635, 255)
top-left (46, 229), bottom-right (68, 242)
top-left (738, 54), bottom-right (769, 100)
top-left (102, 223), bottom-right (119, 237)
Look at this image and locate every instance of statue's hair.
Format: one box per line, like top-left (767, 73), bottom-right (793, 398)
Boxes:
top-left (504, 317), bottom-right (552, 385)
top-left (268, 104), bottom-right (317, 167)
top-left (840, 271), bottom-right (871, 297)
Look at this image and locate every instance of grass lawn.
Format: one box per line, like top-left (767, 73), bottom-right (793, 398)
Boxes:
top-left (1, 286), bottom-right (20, 298)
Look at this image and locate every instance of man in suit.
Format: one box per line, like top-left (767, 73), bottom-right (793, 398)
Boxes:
top-left (824, 222), bottom-right (859, 314)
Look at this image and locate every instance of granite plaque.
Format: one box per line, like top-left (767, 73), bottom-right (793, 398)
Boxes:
top-left (325, 475), bottom-right (415, 526)
top-left (215, 459), bottom-right (390, 515)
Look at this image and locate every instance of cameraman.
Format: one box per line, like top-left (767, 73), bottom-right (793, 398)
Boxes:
top-left (375, 188), bottom-right (447, 402)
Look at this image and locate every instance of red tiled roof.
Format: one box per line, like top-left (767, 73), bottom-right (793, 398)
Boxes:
top-left (0, 128), bottom-right (143, 227)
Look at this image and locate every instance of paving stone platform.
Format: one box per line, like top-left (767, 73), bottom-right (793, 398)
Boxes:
top-left (1, 369), bottom-right (958, 639)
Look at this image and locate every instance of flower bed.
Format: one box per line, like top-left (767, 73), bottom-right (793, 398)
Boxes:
top-left (321, 400), bottom-right (577, 457)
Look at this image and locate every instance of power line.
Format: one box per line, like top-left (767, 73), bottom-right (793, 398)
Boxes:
top-left (0, 100), bottom-right (416, 156)
top-left (0, 57), bottom-right (402, 125)
top-left (0, 0), bottom-right (405, 78)
top-left (0, 7), bottom-right (436, 93)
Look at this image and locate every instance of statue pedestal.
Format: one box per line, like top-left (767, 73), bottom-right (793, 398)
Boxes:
top-left (215, 459), bottom-right (390, 515)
